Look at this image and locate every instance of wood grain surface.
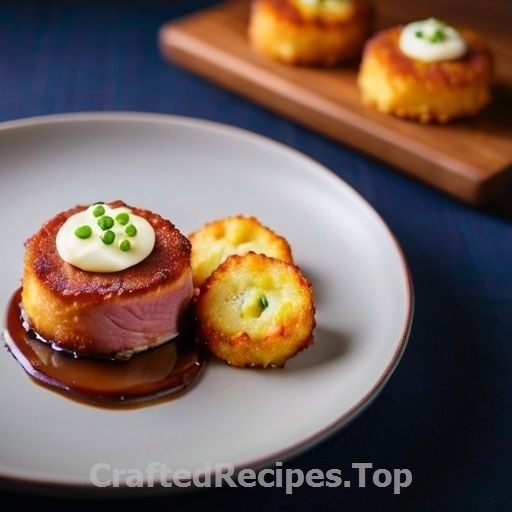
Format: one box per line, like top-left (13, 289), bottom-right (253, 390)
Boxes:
top-left (159, 0), bottom-right (512, 205)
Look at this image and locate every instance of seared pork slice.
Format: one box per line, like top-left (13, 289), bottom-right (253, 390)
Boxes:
top-left (21, 200), bottom-right (193, 359)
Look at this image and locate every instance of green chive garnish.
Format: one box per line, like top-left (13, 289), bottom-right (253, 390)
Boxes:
top-left (429, 29), bottom-right (445, 43)
top-left (116, 212), bottom-right (130, 225)
top-left (125, 224), bottom-right (137, 237)
top-left (75, 225), bottom-right (92, 239)
top-left (93, 204), bottom-right (105, 217)
top-left (260, 294), bottom-right (269, 310)
top-left (415, 19), bottom-right (447, 43)
top-left (119, 239), bottom-right (131, 252)
top-left (101, 230), bottom-right (115, 245)
top-left (97, 215), bottom-right (114, 230)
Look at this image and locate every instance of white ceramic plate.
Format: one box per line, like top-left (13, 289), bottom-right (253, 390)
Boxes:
top-left (0, 112), bottom-right (412, 494)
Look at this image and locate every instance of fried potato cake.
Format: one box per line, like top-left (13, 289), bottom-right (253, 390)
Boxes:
top-left (248, 0), bottom-right (374, 66)
top-left (196, 252), bottom-right (315, 368)
top-left (357, 24), bottom-right (493, 123)
top-left (188, 215), bottom-right (293, 288)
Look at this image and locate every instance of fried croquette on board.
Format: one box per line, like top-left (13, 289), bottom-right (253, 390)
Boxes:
top-left (357, 23), bottom-right (493, 123)
top-left (248, 0), bottom-right (374, 66)
top-left (196, 252), bottom-right (315, 368)
top-left (188, 215), bottom-right (293, 288)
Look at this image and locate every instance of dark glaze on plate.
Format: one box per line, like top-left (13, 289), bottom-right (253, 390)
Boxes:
top-left (3, 289), bottom-right (206, 408)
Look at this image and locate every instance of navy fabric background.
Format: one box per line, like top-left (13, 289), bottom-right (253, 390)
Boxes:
top-left (0, 1), bottom-right (510, 510)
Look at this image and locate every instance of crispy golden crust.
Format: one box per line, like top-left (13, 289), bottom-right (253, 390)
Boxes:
top-left (196, 252), bottom-right (315, 368)
top-left (248, 0), bottom-right (374, 66)
top-left (23, 200), bottom-right (191, 300)
top-left (188, 215), bottom-right (293, 288)
top-left (357, 25), bottom-right (494, 123)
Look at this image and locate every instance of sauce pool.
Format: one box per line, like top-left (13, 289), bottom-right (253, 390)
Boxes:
top-left (3, 289), bottom-right (207, 408)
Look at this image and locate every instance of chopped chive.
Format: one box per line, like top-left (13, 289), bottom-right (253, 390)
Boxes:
top-left (125, 224), bottom-right (137, 237)
top-left (119, 239), bottom-right (131, 252)
top-left (92, 204), bottom-right (105, 217)
top-left (260, 294), bottom-right (269, 310)
top-left (429, 29), bottom-right (445, 43)
top-left (97, 215), bottom-right (114, 230)
top-left (116, 212), bottom-right (130, 225)
top-left (415, 30), bottom-right (423, 38)
top-left (101, 230), bottom-right (115, 245)
top-left (75, 225), bottom-right (92, 239)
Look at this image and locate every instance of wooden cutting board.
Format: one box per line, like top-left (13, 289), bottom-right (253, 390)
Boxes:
top-left (159, 0), bottom-right (512, 206)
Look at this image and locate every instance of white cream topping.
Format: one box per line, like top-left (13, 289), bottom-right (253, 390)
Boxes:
top-left (399, 18), bottom-right (467, 62)
top-left (56, 203), bottom-right (155, 272)
top-left (296, 0), bottom-right (351, 15)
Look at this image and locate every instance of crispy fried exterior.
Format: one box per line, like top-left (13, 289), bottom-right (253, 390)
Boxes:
top-left (23, 200), bottom-right (191, 298)
top-left (357, 25), bottom-right (494, 123)
top-left (196, 252), bottom-right (315, 368)
top-left (188, 215), bottom-right (293, 288)
top-left (21, 200), bottom-right (192, 353)
top-left (248, 0), bottom-right (374, 66)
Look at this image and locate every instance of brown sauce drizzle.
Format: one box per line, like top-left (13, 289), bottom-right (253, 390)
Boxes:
top-left (3, 289), bottom-right (207, 408)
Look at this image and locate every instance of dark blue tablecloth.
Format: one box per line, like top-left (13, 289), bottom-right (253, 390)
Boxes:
top-left (0, 1), bottom-right (510, 510)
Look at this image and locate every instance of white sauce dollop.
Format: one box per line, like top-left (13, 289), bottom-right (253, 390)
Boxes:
top-left (56, 203), bottom-right (155, 272)
top-left (296, 0), bottom-right (351, 15)
top-left (399, 18), bottom-right (467, 62)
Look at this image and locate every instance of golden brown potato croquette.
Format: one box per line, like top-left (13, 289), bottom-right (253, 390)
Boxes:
top-left (357, 24), bottom-right (494, 123)
top-left (188, 215), bottom-right (293, 288)
top-left (248, 0), bottom-right (374, 66)
top-left (196, 252), bottom-right (315, 368)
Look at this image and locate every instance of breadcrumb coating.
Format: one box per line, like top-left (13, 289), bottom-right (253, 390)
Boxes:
top-left (196, 252), bottom-right (315, 368)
